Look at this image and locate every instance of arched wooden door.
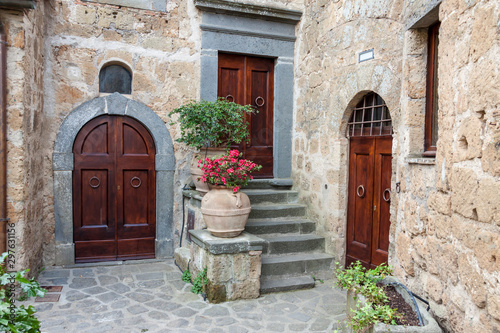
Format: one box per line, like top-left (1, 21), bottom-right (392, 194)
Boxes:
top-left (73, 115), bottom-right (156, 263)
top-left (346, 93), bottom-right (393, 269)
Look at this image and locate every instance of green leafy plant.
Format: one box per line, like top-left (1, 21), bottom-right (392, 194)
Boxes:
top-left (191, 267), bottom-right (207, 295)
top-left (0, 252), bottom-right (47, 333)
top-left (168, 98), bottom-right (257, 150)
top-left (181, 269), bottom-right (191, 283)
top-left (334, 261), bottom-right (400, 332)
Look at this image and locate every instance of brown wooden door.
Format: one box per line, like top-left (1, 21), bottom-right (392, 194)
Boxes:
top-left (346, 136), bottom-right (392, 268)
top-left (218, 53), bottom-right (274, 178)
top-left (73, 115), bottom-right (156, 263)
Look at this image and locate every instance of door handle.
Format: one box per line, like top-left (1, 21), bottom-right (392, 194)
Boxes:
top-left (356, 185), bottom-right (365, 198)
top-left (383, 188), bottom-right (391, 202)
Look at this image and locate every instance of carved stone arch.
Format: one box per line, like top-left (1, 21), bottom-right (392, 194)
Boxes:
top-left (53, 93), bottom-right (175, 265)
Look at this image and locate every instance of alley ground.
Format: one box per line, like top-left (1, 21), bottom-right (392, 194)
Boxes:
top-left (22, 259), bottom-right (347, 332)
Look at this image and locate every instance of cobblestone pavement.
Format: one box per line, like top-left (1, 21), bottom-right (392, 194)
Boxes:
top-left (23, 259), bottom-right (347, 332)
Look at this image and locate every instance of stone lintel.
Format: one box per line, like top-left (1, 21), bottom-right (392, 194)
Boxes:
top-left (189, 229), bottom-right (265, 254)
top-left (406, 0), bottom-right (441, 30)
top-left (194, 0), bottom-right (302, 24)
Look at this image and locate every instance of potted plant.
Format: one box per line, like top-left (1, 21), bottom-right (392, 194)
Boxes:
top-left (334, 261), bottom-right (442, 333)
top-left (168, 98), bottom-right (256, 194)
top-left (199, 149), bottom-right (262, 237)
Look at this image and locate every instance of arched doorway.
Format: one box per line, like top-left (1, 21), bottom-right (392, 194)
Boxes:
top-left (73, 115), bottom-right (156, 263)
top-left (346, 92), bottom-right (393, 268)
top-left (53, 93), bottom-right (175, 265)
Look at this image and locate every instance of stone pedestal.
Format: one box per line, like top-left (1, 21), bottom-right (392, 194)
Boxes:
top-left (188, 229), bottom-right (265, 303)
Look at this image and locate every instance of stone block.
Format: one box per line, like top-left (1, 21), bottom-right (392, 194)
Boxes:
top-left (396, 233), bottom-right (414, 276)
top-left (469, 3), bottom-right (496, 63)
top-left (488, 293), bottom-right (500, 322)
top-left (458, 255), bottom-right (487, 308)
top-left (428, 191), bottom-right (451, 216)
top-left (174, 247), bottom-right (190, 272)
top-left (231, 279), bottom-right (260, 300)
top-left (425, 274), bottom-right (443, 304)
top-left (482, 130), bottom-right (500, 178)
top-left (476, 177), bottom-right (500, 224)
top-left (454, 116), bottom-right (483, 162)
top-left (75, 5), bottom-right (97, 25)
top-left (450, 167), bottom-right (479, 219)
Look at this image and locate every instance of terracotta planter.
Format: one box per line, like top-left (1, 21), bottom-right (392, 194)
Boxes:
top-left (190, 148), bottom-right (226, 194)
top-left (200, 185), bottom-right (251, 237)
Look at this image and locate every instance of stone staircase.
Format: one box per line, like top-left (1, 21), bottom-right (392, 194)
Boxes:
top-left (242, 179), bottom-right (335, 293)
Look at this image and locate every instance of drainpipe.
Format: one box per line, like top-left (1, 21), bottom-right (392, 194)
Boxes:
top-left (0, 19), bottom-right (7, 254)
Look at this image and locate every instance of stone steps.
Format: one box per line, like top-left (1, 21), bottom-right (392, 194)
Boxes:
top-left (261, 253), bottom-right (334, 277)
top-left (260, 275), bottom-right (315, 294)
top-left (260, 234), bottom-right (325, 254)
top-left (249, 203), bottom-right (307, 219)
top-left (242, 189), bottom-right (298, 204)
top-left (242, 180), bottom-right (334, 294)
top-left (245, 218), bottom-right (315, 235)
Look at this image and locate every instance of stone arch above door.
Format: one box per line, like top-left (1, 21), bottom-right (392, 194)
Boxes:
top-left (53, 93), bottom-right (175, 265)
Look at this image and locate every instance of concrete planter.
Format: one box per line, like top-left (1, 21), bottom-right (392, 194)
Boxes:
top-left (346, 277), bottom-right (442, 333)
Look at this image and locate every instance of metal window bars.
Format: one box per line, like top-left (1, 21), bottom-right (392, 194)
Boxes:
top-left (347, 93), bottom-right (393, 137)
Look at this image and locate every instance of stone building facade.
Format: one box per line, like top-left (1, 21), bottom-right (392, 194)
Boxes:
top-left (0, 0), bottom-right (498, 331)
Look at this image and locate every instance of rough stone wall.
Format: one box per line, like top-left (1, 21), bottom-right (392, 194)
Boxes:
top-left (40, 0), bottom-right (202, 264)
top-left (391, 0), bottom-right (500, 332)
top-left (292, 0), bottom-right (404, 260)
top-left (294, 0), bottom-right (499, 332)
top-left (0, 2), bottom-right (47, 272)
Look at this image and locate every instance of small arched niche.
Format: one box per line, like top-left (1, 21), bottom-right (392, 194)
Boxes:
top-left (99, 62), bottom-right (132, 94)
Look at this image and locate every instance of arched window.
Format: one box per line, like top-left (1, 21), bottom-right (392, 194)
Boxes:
top-left (99, 64), bottom-right (132, 94)
top-left (347, 93), bottom-right (392, 137)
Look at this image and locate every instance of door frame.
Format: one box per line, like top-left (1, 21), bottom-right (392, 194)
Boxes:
top-left (196, 1), bottom-right (302, 179)
top-left (53, 93), bottom-right (175, 265)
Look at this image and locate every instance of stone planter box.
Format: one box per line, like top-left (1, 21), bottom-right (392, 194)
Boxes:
top-left (187, 229), bottom-right (265, 303)
top-left (346, 276), bottom-right (442, 333)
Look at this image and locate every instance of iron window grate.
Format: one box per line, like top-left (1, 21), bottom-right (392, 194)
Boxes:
top-left (347, 93), bottom-right (392, 137)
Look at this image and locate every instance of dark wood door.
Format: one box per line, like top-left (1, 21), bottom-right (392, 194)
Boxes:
top-left (73, 115), bottom-right (156, 263)
top-left (218, 53), bottom-right (274, 178)
top-left (346, 136), bottom-right (392, 268)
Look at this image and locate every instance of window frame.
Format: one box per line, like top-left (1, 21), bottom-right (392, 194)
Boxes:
top-left (423, 22), bottom-right (440, 157)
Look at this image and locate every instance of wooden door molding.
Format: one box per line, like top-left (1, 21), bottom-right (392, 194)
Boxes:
top-left (53, 93), bottom-right (174, 265)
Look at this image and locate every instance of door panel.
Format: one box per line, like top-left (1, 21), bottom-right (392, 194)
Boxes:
top-left (347, 137), bottom-right (374, 267)
top-left (346, 136), bottom-right (392, 268)
top-left (371, 137), bottom-right (392, 267)
top-left (80, 170), bottom-right (109, 227)
top-left (218, 53), bottom-right (274, 178)
top-left (73, 115), bottom-right (156, 263)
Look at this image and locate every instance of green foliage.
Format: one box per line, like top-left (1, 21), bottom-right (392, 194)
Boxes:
top-left (312, 275), bottom-right (324, 284)
top-left (0, 252), bottom-right (47, 333)
top-left (181, 269), bottom-right (191, 284)
top-left (191, 267), bottom-right (207, 295)
top-left (169, 98), bottom-right (257, 150)
top-left (334, 261), bottom-right (400, 332)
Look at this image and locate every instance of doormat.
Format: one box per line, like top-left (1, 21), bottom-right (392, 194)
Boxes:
top-left (41, 286), bottom-right (63, 292)
top-left (35, 293), bottom-right (60, 302)
top-left (36, 285), bottom-right (63, 302)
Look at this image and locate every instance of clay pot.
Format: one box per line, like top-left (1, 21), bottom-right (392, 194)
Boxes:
top-left (190, 148), bottom-right (227, 194)
top-left (200, 185), bottom-right (251, 238)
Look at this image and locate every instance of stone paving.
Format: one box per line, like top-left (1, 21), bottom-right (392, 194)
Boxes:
top-left (22, 259), bottom-right (347, 332)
